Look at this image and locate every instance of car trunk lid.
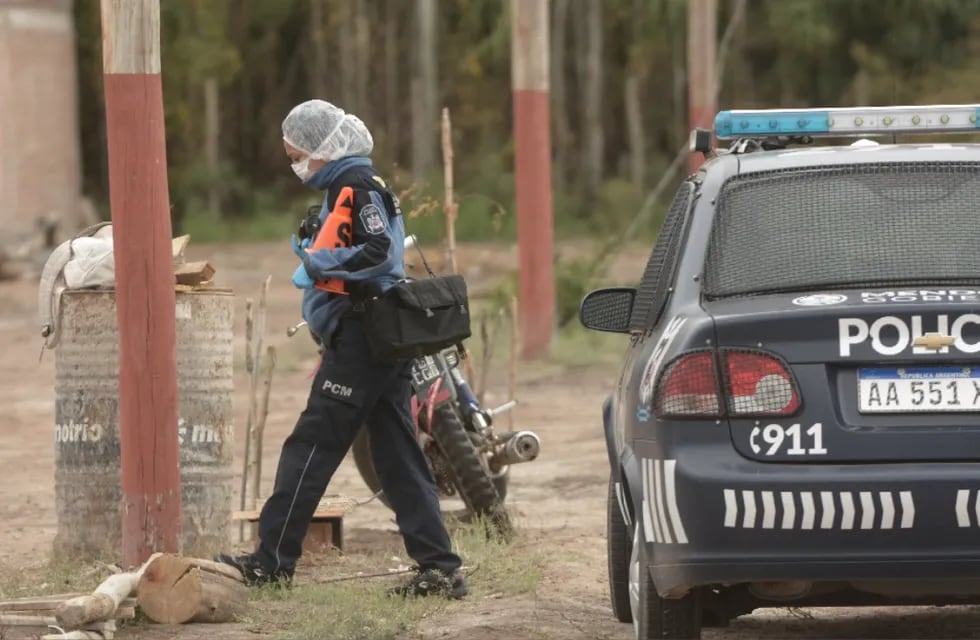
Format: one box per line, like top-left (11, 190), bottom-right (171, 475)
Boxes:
top-left (706, 289), bottom-right (980, 463)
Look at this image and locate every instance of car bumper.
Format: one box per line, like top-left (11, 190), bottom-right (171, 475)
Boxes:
top-left (626, 439), bottom-right (980, 597)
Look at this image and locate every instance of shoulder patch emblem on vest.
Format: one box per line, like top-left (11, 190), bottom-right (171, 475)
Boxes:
top-left (359, 204), bottom-right (387, 235)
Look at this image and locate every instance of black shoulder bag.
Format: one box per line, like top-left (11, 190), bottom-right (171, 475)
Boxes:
top-left (363, 239), bottom-right (472, 364)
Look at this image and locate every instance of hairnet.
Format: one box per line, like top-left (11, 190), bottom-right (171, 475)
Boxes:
top-left (281, 99), bottom-right (374, 162)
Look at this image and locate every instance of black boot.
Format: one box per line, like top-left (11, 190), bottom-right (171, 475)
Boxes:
top-left (387, 567), bottom-right (468, 599)
top-left (215, 553), bottom-right (292, 588)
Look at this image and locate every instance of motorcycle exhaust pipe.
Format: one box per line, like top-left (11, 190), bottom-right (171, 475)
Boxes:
top-left (489, 431), bottom-right (541, 469)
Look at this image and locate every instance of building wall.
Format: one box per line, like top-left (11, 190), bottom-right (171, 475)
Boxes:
top-left (0, 0), bottom-right (82, 239)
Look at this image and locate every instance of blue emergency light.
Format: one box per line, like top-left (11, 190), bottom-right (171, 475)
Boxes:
top-left (714, 104), bottom-right (980, 139)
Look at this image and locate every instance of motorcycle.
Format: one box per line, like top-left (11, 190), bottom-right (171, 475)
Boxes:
top-left (286, 235), bottom-right (541, 530)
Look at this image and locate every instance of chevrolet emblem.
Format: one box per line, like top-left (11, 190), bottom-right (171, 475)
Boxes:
top-left (913, 333), bottom-right (956, 351)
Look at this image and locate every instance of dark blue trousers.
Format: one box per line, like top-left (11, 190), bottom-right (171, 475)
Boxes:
top-left (255, 315), bottom-right (461, 575)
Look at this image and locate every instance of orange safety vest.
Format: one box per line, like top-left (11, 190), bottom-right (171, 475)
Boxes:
top-left (307, 186), bottom-right (355, 295)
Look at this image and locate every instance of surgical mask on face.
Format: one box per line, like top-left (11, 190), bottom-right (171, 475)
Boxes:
top-left (291, 157), bottom-right (316, 182)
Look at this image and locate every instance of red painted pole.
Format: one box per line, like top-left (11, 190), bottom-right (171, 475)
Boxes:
top-left (687, 0), bottom-right (717, 173)
top-left (512, 0), bottom-right (555, 359)
top-left (100, 0), bottom-right (181, 566)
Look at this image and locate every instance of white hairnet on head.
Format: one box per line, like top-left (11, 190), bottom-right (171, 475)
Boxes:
top-left (281, 99), bottom-right (374, 162)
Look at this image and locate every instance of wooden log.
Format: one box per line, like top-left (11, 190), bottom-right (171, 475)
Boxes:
top-left (55, 553), bottom-right (160, 630)
top-left (174, 261), bottom-right (215, 286)
top-left (137, 554), bottom-right (248, 624)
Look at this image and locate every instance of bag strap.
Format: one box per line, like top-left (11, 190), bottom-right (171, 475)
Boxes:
top-left (411, 239), bottom-right (438, 279)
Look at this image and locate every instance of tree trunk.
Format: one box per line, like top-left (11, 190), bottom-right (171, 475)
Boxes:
top-left (583, 0), bottom-right (603, 194)
top-left (412, 0), bottom-right (437, 180)
top-left (137, 555), bottom-right (248, 624)
top-left (384, 6), bottom-right (400, 165)
top-left (671, 11), bottom-right (687, 150)
top-left (353, 0), bottom-right (370, 122)
top-left (625, 76), bottom-right (645, 191)
top-left (309, 0), bottom-right (328, 97)
top-left (204, 77), bottom-right (220, 214)
top-left (551, 0), bottom-right (570, 192)
top-left (338, 0), bottom-right (354, 104)
top-left (229, 0), bottom-right (255, 169)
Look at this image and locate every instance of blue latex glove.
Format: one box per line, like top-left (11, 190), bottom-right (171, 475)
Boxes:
top-left (292, 263), bottom-right (315, 289)
top-left (291, 234), bottom-right (312, 259)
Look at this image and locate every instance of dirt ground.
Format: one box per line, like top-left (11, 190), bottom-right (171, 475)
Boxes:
top-left (4, 240), bottom-right (980, 639)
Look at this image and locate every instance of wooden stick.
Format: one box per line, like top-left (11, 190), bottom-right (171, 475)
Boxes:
top-left (440, 107), bottom-right (458, 275)
top-left (247, 277), bottom-right (272, 522)
top-left (476, 308), bottom-right (505, 405)
top-left (477, 312), bottom-right (491, 405)
top-left (508, 295), bottom-right (519, 430)
top-left (250, 345), bottom-right (277, 511)
top-left (55, 553), bottom-right (160, 630)
top-left (239, 297), bottom-right (255, 542)
top-left (0, 613), bottom-right (58, 626)
top-left (0, 594), bottom-right (85, 609)
top-left (0, 597), bottom-right (135, 612)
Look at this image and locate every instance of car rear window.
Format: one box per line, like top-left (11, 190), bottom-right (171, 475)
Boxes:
top-left (703, 162), bottom-right (980, 298)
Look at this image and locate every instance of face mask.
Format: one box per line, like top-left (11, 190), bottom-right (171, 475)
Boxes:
top-left (291, 157), bottom-right (316, 182)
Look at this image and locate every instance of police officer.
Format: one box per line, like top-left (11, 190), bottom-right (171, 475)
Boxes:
top-left (216, 99), bottom-right (467, 599)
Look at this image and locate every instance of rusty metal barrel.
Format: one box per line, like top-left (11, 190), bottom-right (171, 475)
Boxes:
top-left (53, 289), bottom-right (235, 556)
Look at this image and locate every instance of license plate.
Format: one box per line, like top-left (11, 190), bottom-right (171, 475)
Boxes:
top-left (858, 367), bottom-right (980, 413)
top-left (411, 356), bottom-right (441, 387)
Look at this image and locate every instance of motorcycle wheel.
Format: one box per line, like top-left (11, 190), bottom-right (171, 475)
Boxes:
top-left (351, 406), bottom-right (512, 534)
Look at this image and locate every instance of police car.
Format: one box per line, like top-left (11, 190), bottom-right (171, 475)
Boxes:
top-left (580, 104), bottom-right (980, 639)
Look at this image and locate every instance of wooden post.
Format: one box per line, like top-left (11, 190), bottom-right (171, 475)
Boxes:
top-left (512, 0), bottom-right (555, 359)
top-left (687, 0), bottom-right (717, 173)
top-left (101, 0), bottom-right (181, 567)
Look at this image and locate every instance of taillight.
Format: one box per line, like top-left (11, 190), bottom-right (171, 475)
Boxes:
top-left (723, 350), bottom-right (800, 416)
top-left (654, 352), bottom-right (721, 417)
top-left (653, 349), bottom-right (800, 419)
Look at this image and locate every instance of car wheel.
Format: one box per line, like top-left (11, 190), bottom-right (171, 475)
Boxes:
top-left (630, 523), bottom-right (702, 639)
top-left (608, 475), bottom-right (633, 623)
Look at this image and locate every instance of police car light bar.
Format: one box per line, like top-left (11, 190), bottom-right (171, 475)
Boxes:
top-left (714, 104), bottom-right (980, 139)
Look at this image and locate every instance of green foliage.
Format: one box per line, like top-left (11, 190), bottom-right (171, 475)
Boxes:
top-left (71, 0), bottom-right (980, 242)
top-left (179, 206), bottom-right (298, 243)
